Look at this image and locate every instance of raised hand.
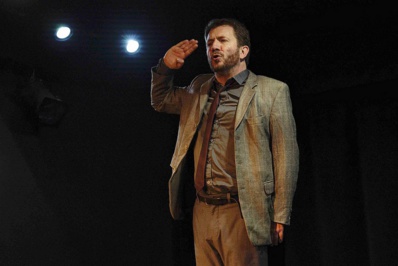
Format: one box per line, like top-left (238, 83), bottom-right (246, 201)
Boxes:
top-left (163, 39), bottom-right (198, 69)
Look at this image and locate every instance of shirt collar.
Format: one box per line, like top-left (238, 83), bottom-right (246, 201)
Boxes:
top-left (213, 69), bottom-right (249, 87)
top-left (233, 69), bottom-right (249, 85)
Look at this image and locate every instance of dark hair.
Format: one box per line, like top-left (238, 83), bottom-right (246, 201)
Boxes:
top-left (204, 18), bottom-right (251, 65)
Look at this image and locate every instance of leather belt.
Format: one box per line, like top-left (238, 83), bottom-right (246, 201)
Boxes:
top-left (197, 193), bottom-right (239, 205)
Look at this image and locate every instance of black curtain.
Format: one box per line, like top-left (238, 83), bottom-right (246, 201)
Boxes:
top-left (287, 79), bottom-right (398, 266)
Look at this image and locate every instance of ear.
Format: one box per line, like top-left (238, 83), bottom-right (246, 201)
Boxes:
top-left (240, 45), bottom-right (250, 60)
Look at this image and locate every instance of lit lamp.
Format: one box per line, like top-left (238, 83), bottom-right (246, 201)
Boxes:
top-left (55, 26), bottom-right (72, 41)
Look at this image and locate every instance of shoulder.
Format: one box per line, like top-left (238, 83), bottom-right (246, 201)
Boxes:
top-left (247, 71), bottom-right (291, 100)
top-left (248, 71), bottom-right (288, 89)
top-left (185, 73), bottom-right (214, 93)
top-left (191, 73), bottom-right (214, 84)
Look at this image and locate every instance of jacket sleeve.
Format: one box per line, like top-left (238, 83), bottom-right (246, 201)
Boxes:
top-left (150, 59), bottom-right (185, 115)
top-left (270, 83), bottom-right (299, 225)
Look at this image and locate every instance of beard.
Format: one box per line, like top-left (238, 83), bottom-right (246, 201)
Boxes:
top-left (208, 48), bottom-right (240, 74)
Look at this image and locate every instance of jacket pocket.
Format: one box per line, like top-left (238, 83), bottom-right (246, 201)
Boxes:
top-left (263, 181), bottom-right (274, 196)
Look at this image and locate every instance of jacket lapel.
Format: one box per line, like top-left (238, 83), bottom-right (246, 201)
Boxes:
top-left (235, 71), bottom-right (257, 129)
top-left (196, 77), bottom-right (214, 124)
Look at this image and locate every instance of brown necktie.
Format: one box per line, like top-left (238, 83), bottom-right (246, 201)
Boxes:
top-left (195, 87), bottom-right (224, 192)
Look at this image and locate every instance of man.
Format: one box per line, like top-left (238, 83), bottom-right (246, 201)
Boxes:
top-left (151, 18), bottom-right (299, 266)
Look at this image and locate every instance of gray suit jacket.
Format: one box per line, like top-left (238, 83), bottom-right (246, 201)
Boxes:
top-left (151, 68), bottom-right (299, 246)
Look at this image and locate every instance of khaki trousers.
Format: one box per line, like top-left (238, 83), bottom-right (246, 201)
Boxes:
top-left (193, 199), bottom-right (268, 266)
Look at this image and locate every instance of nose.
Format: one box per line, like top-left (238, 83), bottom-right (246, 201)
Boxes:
top-left (211, 40), bottom-right (221, 51)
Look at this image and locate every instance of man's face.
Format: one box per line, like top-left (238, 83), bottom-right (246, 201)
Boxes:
top-left (206, 25), bottom-right (241, 73)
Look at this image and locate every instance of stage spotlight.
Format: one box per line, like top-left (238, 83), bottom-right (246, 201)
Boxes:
top-left (55, 26), bottom-right (72, 41)
top-left (126, 39), bottom-right (140, 54)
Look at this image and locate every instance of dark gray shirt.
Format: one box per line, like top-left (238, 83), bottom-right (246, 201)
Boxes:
top-left (195, 70), bottom-right (249, 195)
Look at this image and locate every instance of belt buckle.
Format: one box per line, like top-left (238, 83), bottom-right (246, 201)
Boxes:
top-left (198, 193), bottom-right (232, 205)
top-left (212, 197), bottom-right (220, 205)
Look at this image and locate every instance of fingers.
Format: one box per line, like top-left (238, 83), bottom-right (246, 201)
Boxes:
top-left (163, 39), bottom-right (198, 69)
top-left (271, 231), bottom-right (279, 246)
top-left (174, 39), bottom-right (198, 59)
top-left (277, 229), bottom-right (284, 243)
top-left (180, 39), bottom-right (198, 57)
top-left (271, 231), bottom-right (283, 246)
top-left (270, 222), bottom-right (284, 246)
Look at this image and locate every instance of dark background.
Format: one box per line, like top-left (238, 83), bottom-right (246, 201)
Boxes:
top-left (1, 0), bottom-right (397, 265)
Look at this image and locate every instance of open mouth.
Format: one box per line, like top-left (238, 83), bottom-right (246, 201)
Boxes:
top-left (212, 53), bottom-right (222, 62)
